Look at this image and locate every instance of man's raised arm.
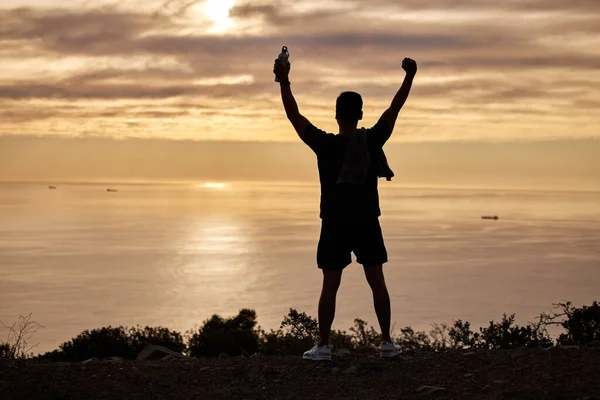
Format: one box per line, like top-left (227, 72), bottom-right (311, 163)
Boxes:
top-left (274, 59), bottom-right (311, 139)
top-left (375, 58), bottom-right (418, 144)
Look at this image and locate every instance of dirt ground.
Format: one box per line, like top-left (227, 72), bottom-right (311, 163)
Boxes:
top-left (1, 345), bottom-right (600, 399)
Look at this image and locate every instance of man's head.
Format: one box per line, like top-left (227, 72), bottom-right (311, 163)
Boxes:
top-left (336, 91), bottom-right (363, 124)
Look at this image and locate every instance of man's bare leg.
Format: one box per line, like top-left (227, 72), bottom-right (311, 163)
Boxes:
top-left (363, 264), bottom-right (392, 342)
top-left (318, 269), bottom-right (343, 346)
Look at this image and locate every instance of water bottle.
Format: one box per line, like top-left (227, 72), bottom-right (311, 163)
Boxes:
top-left (274, 46), bottom-right (289, 83)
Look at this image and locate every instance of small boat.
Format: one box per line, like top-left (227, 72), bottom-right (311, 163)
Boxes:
top-left (48, 186), bottom-right (56, 189)
top-left (482, 216), bottom-right (499, 220)
top-left (107, 189), bottom-right (118, 192)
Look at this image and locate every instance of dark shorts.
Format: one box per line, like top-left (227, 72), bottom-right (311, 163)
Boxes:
top-left (317, 218), bottom-right (388, 271)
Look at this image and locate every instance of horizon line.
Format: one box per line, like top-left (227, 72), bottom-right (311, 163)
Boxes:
top-left (2, 179), bottom-right (599, 194)
top-left (1, 134), bottom-right (599, 145)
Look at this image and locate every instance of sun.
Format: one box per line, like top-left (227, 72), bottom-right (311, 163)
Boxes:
top-left (204, 0), bottom-right (235, 33)
top-left (199, 182), bottom-right (229, 190)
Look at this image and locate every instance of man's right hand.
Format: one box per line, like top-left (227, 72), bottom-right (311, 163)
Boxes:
top-left (402, 58), bottom-right (417, 76)
top-left (273, 59), bottom-right (291, 82)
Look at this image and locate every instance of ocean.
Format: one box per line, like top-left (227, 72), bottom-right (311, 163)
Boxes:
top-left (1, 181), bottom-right (599, 353)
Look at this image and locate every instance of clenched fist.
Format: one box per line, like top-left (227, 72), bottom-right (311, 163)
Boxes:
top-left (402, 58), bottom-right (417, 77)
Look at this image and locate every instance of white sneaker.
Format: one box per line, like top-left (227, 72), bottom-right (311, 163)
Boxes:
top-left (380, 341), bottom-right (402, 359)
top-left (303, 344), bottom-right (332, 361)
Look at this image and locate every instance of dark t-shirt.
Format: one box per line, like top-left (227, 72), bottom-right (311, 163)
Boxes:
top-left (301, 120), bottom-right (391, 221)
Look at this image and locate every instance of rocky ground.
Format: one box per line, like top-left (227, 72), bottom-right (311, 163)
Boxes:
top-left (1, 345), bottom-right (600, 400)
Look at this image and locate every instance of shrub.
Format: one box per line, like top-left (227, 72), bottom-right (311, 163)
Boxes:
top-left (428, 323), bottom-right (453, 351)
top-left (279, 309), bottom-right (319, 342)
top-left (392, 323), bottom-right (456, 352)
top-left (259, 329), bottom-right (313, 356)
top-left (39, 326), bottom-right (185, 362)
top-left (393, 315), bottom-right (553, 352)
top-left (25, 300), bottom-right (600, 359)
top-left (188, 309), bottom-right (260, 357)
top-left (330, 329), bottom-right (354, 350)
top-left (258, 309), bottom-right (319, 355)
top-left (128, 326), bottom-right (186, 355)
top-left (0, 314), bottom-right (42, 359)
top-left (259, 309), bottom-right (354, 355)
top-left (544, 302), bottom-right (600, 345)
top-left (349, 319), bottom-right (379, 349)
top-left (0, 342), bottom-right (9, 359)
top-left (48, 326), bottom-right (133, 361)
top-left (448, 320), bottom-right (481, 349)
top-left (479, 314), bottom-right (552, 349)
top-left (395, 327), bottom-right (433, 351)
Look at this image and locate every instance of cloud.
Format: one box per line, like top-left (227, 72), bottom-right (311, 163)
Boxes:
top-left (0, 79), bottom-right (272, 100)
top-left (0, 1), bottom-right (598, 142)
top-left (154, 0), bottom-right (204, 17)
top-left (0, 7), bottom-right (160, 41)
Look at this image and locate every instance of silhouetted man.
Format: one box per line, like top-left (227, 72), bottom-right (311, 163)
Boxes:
top-left (273, 55), bottom-right (417, 360)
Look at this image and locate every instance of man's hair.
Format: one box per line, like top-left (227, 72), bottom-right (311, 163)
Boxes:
top-left (336, 91), bottom-right (363, 123)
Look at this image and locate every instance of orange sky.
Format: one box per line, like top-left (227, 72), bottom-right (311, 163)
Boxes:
top-left (2, 136), bottom-right (599, 191)
top-left (0, 1), bottom-right (599, 186)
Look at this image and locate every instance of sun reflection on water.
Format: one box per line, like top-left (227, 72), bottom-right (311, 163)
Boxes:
top-left (176, 216), bottom-right (253, 284)
top-left (162, 214), bottom-right (256, 336)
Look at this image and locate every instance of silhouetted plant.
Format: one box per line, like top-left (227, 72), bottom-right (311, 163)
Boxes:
top-left (279, 309), bottom-right (319, 341)
top-left (541, 302), bottom-right (600, 345)
top-left (0, 342), bottom-right (10, 359)
top-left (349, 318), bottom-right (380, 349)
top-left (259, 329), bottom-right (313, 355)
top-left (39, 325), bottom-right (185, 361)
top-left (259, 309), bottom-right (319, 355)
top-left (260, 310), bottom-right (355, 354)
top-left (48, 327), bottom-right (132, 361)
top-left (330, 329), bottom-right (354, 350)
top-left (429, 323), bottom-right (452, 351)
top-left (26, 300), bottom-right (600, 359)
top-left (394, 322), bottom-right (476, 352)
top-left (188, 309), bottom-right (260, 357)
top-left (479, 314), bottom-right (552, 349)
top-left (0, 314), bottom-right (43, 359)
top-left (128, 326), bottom-right (186, 355)
top-left (448, 320), bottom-right (481, 349)
top-left (558, 301), bottom-right (600, 345)
top-left (395, 327), bottom-right (433, 351)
